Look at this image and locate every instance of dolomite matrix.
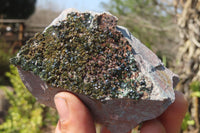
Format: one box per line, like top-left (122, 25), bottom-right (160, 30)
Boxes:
top-left (10, 9), bottom-right (179, 133)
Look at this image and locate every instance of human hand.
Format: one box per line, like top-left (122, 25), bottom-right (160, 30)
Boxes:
top-left (140, 91), bottom-right (188, 133)
top-left (54, 91), bottom-right (188, 133)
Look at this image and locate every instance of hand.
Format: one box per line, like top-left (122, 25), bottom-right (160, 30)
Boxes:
top-left (140, 91), bottom-right (188, 133)
top-left (54, 91), bottom-right (188, 133)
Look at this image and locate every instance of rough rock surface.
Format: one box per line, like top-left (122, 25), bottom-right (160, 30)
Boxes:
top-left (11, 9), bottom-right (179, 133)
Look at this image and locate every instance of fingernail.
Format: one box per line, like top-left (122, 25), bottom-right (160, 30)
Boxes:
top-left (54, 96), bottom-right (69, 123)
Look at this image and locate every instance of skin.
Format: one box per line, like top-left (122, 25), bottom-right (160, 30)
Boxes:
top-left (54, 91), bottom-right (188, 133)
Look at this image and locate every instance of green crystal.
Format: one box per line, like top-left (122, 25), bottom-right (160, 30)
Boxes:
top-left (10, 12), bottom-right (152, 101)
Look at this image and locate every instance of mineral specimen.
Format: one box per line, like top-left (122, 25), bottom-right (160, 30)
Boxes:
top-left (10, 9), bottom-right (179, 133)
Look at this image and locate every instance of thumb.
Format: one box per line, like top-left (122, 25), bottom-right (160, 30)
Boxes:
top-left (54, 92), bottom-right (96, 133)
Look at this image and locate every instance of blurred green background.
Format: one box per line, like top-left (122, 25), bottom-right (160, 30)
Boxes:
top-left (0, 0), bottom-right (199, 132)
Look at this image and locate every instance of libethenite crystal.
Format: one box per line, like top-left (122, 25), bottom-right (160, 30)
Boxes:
top-left (11, 11), bottom-right (152, 101)
top-left (10, 9), bottom-right (179, 133)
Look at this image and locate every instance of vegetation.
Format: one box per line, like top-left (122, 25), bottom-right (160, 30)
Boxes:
top-left (175, 0), bottom-right (200, 132)
top-left (0, 65), bottom-right (43, 133)
top-left (0, 66), bottom-right (57, 133)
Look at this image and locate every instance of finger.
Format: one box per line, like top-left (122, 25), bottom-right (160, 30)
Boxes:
top-left (54, 92), bottom-right (96, 133)
top-left (141, 119), bottom-right (166, 133)
top-left (55, 120), bottom-right (62, 133)
top-left (158, 91), bottom-right (188, 133)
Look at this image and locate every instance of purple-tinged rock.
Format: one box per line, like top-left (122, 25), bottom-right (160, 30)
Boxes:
top-left (11, 9), bottom-right (179, 133)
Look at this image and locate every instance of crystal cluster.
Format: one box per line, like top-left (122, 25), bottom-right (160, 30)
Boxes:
top-left (11, 12), bottom-right (152, 101)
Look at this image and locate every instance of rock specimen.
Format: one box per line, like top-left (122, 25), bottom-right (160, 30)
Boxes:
top-left (10, 9), bottom-right (179, 133)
